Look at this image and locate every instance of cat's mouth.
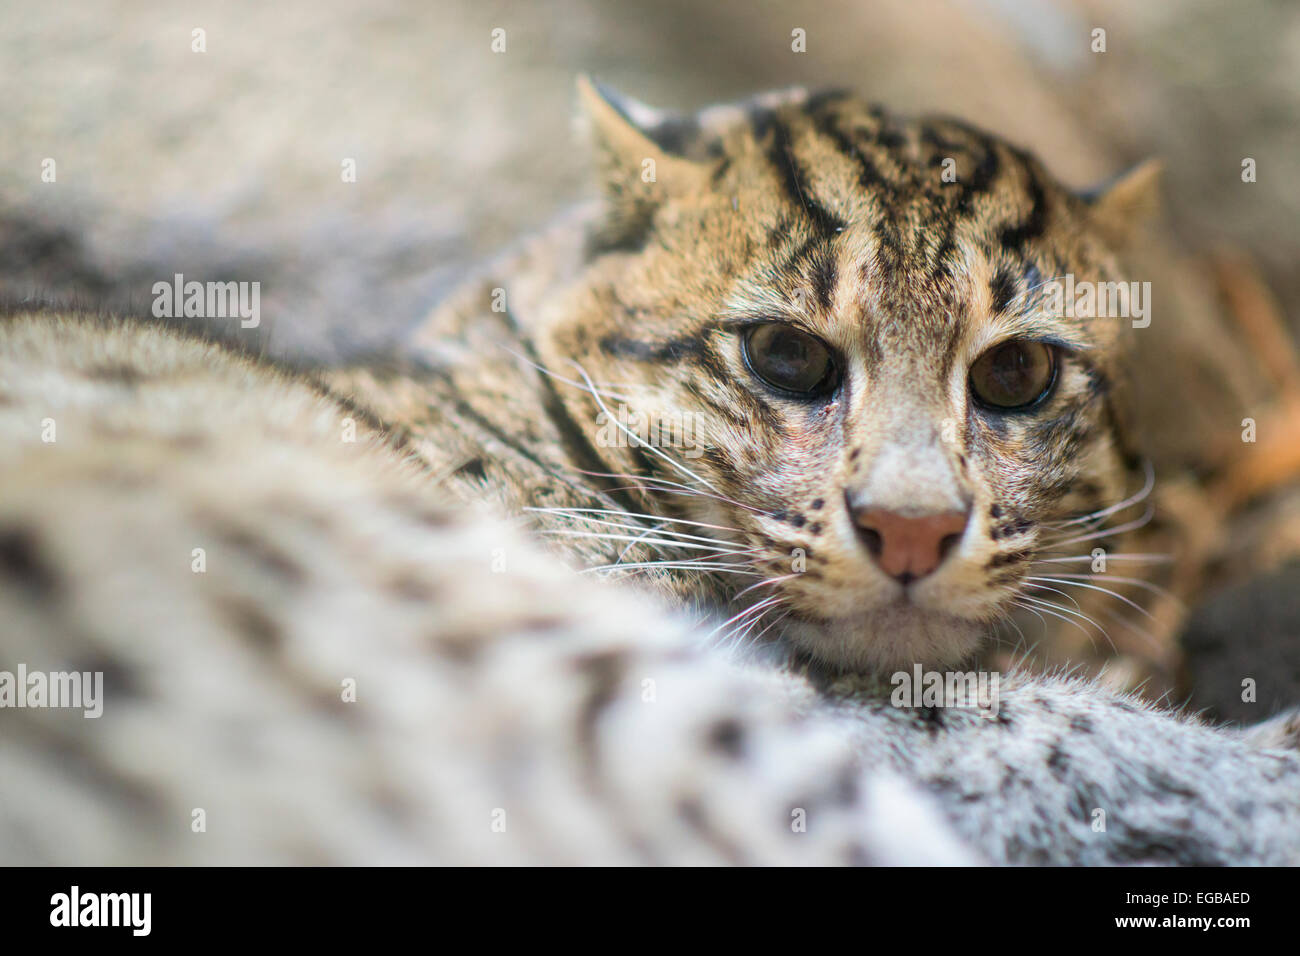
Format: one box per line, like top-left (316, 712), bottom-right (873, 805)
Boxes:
top-left (781, 603), bottom-right (986, 673)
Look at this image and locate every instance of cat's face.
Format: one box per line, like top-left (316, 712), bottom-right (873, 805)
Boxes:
top-left (542, 82), bottom-right (1154, 672)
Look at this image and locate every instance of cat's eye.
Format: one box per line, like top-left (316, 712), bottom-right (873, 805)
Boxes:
top-left (742, 323), bottom-right (840, 397)
top-left (969, 340), bottom-right (1058, 410)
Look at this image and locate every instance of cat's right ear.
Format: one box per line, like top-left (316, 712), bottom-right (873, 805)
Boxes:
top-left (576, 75), bottom-right (711, 248)
top-left (1081, 159), bottom-right (1163, 249)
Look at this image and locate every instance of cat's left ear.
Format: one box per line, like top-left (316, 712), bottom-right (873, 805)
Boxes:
top-left (576, 76), bottom-right (712, 246)
top-left (1082, 159), bottom-right (1163, 248)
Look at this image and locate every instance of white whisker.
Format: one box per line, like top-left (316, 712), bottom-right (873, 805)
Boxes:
top-left (541, 529), bottom-right (755, 554)
top-left (568, 360), bottom-right (724, 495)
top-left (1033, 553), bottom-right (1171, 565)
top-left (731, 572), bottom-right (798, 603)
top-left (581, 561), bottom-right (761, 576)
top-left (1027, 572), bottom-right (1178, 605)
top-left (1040, 503), bottom-right (1155, 549)
top-left (523, 506), bottom-right (743, 535)
top-left (537, 517), bottom-right (743, 549)
top-left (1060, 459), bottom-right (1155, 528)
top-left (706, 595), bottom-right (782, 641)
top-left (587, 472), bottom-right (775, 517)
top-left (1016, 593), bottom-right (1114, 653)
top-left (501, 346), bottom-right (641, 405)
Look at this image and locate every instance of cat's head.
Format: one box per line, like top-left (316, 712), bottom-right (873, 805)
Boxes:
top-left (539, 79), bottom-right (1159, 672)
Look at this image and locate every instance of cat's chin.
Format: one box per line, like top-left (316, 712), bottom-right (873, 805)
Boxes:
top-left (783, 605), bottom-right (985, 674)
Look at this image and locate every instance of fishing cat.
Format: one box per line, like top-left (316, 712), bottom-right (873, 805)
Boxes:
top-left (1, 81), bottom-right (1297, 865)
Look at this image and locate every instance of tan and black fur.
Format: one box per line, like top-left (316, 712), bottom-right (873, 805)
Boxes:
top-left (385, 80), bottom-right (1159, 671)
top-left (3, 84), bottom-right (1299, 866)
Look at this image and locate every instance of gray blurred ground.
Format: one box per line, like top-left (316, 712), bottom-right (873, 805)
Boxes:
top-left (2, 0), bottom-right (1298, 713)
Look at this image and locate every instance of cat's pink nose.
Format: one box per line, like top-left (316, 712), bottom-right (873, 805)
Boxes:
top-left (849, 506), bottom-right (968, 584)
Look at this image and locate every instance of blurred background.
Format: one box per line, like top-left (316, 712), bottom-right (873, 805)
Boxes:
top-left (2, 0), bottom-right (1298, 718)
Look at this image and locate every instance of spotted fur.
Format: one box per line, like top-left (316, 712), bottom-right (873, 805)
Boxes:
top-left (2, 85), bottom-right (1298, 866)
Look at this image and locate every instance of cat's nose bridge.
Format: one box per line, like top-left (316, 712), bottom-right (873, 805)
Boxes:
top-left (846, 432), bottom-right (969, 518)
top-left (845, 393), bottom-right (968, 513)
top-left (842, 396), bottom-right (972, 578)
top-left (843, 420), bottom-right (972, 581)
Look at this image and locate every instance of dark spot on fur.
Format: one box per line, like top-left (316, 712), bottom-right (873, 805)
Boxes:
top-left (224, 597), bottom-right (282, 650)
top-left (410, 508), bottom-right (454, 528)
top-left (708, 718), bottom-right (745, 758)
top-left (790, 514), bottom-right (806, 528)
top-left (986, 549), bottom-right (1030, 570)
top-left (451, 458), bottom-right (487, 482)
top-left (996, 517), bottom-right (1034, 539)
top-left (809, 522), bottom-right (823, 535)
top-left (84, 362), bottom-right (146, 385)
top-left (386, 573), bottom-right (436, 601)
top-left (1046, 741), bottom-right (1070, 778)
top-left (999, 765), bottom-right (1020, 792)
top-left (834, 766), bottom-right (859, 804)
top-left (918, 705), bottom-right (945, 733)
top-left (215, 526), bottom-right (306, 587)
top-left (71, 652), bottom-right (141, 700)
top-left (574, 649), bottom-right (626, 758)
top-left (1070, 714), bottom-right (1095, 734)
top-left (431, 630), bottom-right (481, 663)
top-left (676, 795), bottom-right (706, 827)
top-left (810, 498), bottom-right (825, 510)
top-left (166, 432), bottom-right (207, 450)
top-left (844, 843), bottom-right (873, 866)
top-left (0, 527), bottom-right (59, 596)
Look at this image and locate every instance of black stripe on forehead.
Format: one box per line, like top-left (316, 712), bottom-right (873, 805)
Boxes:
top-left (997, 149), bottom-right (1050, 252)
top-left (990, 259), bottom-right (1051, 316)
top-left (866, 104), bottom-right (907, 151)
top-left (757, 112), bottom-right (847, 239)
top-left (806, 104), bottom-right (907, 282)
top-left (809, 246), bottom-right (838, 312)
top-left (991, 268), bottom-right (1017, 314)
top-left (925, 133), bottom-right (1004, 283)
top-left (765, 231), bottom-right (840, 313)
top-left (805, 99), bottom-right (901, 216)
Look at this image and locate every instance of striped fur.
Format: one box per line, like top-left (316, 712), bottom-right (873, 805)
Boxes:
top-left (501, 82), bottom-right (1152, 671)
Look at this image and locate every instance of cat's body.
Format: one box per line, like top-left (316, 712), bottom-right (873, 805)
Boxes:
top-left (2, 85), bottom-right (1298, 865)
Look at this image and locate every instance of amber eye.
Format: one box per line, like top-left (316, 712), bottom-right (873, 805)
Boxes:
top-left (742, 323), bottom-right (839, 397)
top-left (969, 340), bottom-right (1058, 410)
